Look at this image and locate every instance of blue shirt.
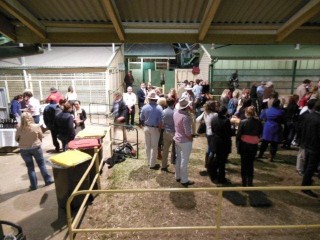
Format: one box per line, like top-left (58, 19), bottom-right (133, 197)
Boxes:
top-left (162, 106), bottom-right (175, 133)
top-left (10, 100), bottom-right (21, 117)
top-left (140, 102), bottom-right (163, 127)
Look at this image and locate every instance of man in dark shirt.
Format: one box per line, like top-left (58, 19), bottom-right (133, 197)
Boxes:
top-left (299, 99), bottom-right (320, 198)
top-left (43, 100), bottom-right (61, 152)
top-left (124, 70), bottom-right (134, 92)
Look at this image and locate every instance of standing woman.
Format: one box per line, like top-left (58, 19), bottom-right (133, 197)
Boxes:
top-left (15, 112), bottom-right (54, 191)
top-left (236, 106), bottom-right (263, 186)
top-left (73, 100), bottom-right (87, 134)
top-left (65, 86), bottom-right (77, 104)
top-left (258, 99), bottom-right (285, 162)
top-left (196, 100), bottom-right (219, 170)
top-left (54, 102), bottom-right (76, 151)
top-left (10, 94), bottom-right (23, 122)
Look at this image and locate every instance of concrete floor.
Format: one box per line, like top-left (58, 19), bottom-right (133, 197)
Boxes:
top-left (0, 125), bottom-right (110, 240)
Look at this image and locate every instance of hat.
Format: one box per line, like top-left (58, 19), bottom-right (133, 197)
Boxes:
top-left (147, 91), bottom-right (159, 100)
top-left (175, 96), bottom-right (192, 110)
top-left (50, 87), bottom-right (57, 93)
top-left (185, 86), bottom-right (193, 90)
top-left (265, 81), bottom-right (273, 88)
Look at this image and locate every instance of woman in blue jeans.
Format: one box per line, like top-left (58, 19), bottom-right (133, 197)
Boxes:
top-left (15, 112), bottom-right (53, 191)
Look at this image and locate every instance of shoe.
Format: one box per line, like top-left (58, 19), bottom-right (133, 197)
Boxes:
top-left (150, 164), bottom-right (160, 170)
top-left (217, 178), bottom-right (231, 184)
top-left (301, 190), bottom-right (318, 198)
top-left (161, 167), bottom-right (169, 171)
top-left (45, 180), bottom-right (54, 186)
top-left (181, 180), bottom-right (195, 187)
top-left (28, 186), bottom-right (37, 191)
top-left (297, 170), bottom-right (304, 176)
top-left (176, 179), bottom-right (181, 182)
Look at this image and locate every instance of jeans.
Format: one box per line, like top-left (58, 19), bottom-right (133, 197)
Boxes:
top-left (20, 146), bottom-right (52, 189)
top-left (175, 141), bottom-right (193, 183)
top-left (33, 115), bottom-right (40, 124)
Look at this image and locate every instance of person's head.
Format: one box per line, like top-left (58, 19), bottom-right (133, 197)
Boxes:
top-left (20, 112), bottom-right (34, 129)
top-left (73, 100), bottom-right (81, 109)
top-left (166, 97), bottom-right (175, 107)
top-left (288, 94), bottom-right (299, 105)
top-left (59, 99), bottom-right (66, 107)
top-left (114, 92), bottom-right (122, 101)
top-left (63, 102), bottom-right (73, 113)
top-left (310, 85), bottom-right (318, 93)
top-left (307, 98), bottom-right (317, 110)
top-left (241, 98), bottom-right (252, 109)
top-left (245, 106), bottom-right (257, 119)
top-left (23, 91), bottom-right (33, 101)
top-left (195, 79), bottom-right (201, 85)
top-left (272, 99), bottom-right (281, 108)
top-left (68, 86), bottom-right (74, 93)
top-left (175, 96), bottom-right (192, 111)
top-left (146, 90), bottom-right (158, 102)
top-left (140, 82), bottom-right (145, 89)
top-left (155, 87), bottom-right (163, 96)
top-left (303, 79), bottom-right (311, 85)
top-left (183, 80), bottom-right (188, 86)
top-left (314, 99), bottom-right (320, 112)
top-left (49, 99), bottom-right (57, 104)
top-left (232, 89), bottom-right (240, 98)
top-left (218, 106), bottom-right (228, 116)
top-left (127, 86), bottom-right (133, 93)
top-left (169, 88), bottom-right (176, 97)
top-left (157, 97), bottom-right (167, 108)
top-left (50, 87), bottom-right (57, 93)
top-left (13, 94), bottom-right (23, 101)
top-left (205, 100), bottom-right (219, 113)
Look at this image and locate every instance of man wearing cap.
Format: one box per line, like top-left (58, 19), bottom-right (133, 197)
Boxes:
top-left (46, 87), bottom-right (64, 104)
top-left (173, 96), bottom-right (195, 187)
top-left (140, 91), bottom-right (163, 169)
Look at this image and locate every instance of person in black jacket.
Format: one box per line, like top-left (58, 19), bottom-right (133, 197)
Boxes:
top-left (208, 106), bottom-right (232, 184)
top-left (299, 99), bottom-right (320, 198)
top-left (54, 102), bottom-right (75, 151)
top-left (136, 82), bottom-right (147, 127)
top-left (111, 92), bottom-right (128, 142)
top-left (43, 100), bottom-right (62, 152)
top-left (236, 106), bottom-right (263, 186)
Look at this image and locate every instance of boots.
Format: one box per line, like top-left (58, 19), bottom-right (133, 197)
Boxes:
top-left (248, 178), bottom-right (253, 186)
top-left (242, 178), bottom-right (247, 187)
top-left (269, 154), bottom-right (274, 162)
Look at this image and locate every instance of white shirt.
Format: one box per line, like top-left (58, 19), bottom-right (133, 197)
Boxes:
top-left (65, 92), bottom-right (77, 101)
top-left (28, 97), bottom-right (40, 116)
top-left (123, 92), bottom-right (137, 107)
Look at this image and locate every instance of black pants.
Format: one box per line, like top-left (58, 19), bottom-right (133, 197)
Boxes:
top-left (50, 128), bottom-right (60, 150)
top-left (126, 106), bottom-right (135, 126)
top-left (302, 149), bottom-right (320, 186)
top-left (239, 141), bottom-right (258, 186)
top-left (208, 152), bottom-right (228, 182)
top-left (138, 104), bottom-right (144, 126)
top-left (259, 140), bottom-right (279, 157)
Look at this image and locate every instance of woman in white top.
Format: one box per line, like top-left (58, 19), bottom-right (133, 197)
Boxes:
top-left (65, 86), bottom-right (77, 104)
top-left (196, 100), bottom-right (219, 169)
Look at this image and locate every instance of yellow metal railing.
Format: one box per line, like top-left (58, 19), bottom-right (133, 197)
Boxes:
top-left (66, 185), bottom-right (320, 240)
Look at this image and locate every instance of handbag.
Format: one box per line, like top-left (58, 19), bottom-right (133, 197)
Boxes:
top-left (197, 121), bottom-right (206, 134)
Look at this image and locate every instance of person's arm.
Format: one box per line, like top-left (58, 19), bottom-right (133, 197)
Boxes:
top-left (82, 109), bottom-right (87, 122)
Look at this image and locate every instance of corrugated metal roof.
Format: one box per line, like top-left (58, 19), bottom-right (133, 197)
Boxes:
top-left (0, 0), bottom-right (319, 44)
top-left (0, 46), bottom-right (117, 68)
top-left (201, 44), bottom-right (320, 59)
top-left (124, 43), bottom-right (175, 57)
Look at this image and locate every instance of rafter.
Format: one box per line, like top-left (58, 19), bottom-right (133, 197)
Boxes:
top-left (198, 0), bottom-right (221, 41)
top-left (0, 0), bottom-right (46, 39)
top-left (0, 13), bottom-right (16, 41)
top-left (101, 0), bottom-right (125, 42)
top-left (276, 0), bottom-right (320, 42)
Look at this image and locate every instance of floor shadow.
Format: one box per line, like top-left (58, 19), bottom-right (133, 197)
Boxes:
top-left (246, 191), bottom-right (273, 207)
top-left (222, 191), bottom-right (247, 206)
top-left (169, 191), bottom-right (196, 210)
top-left (0, 188), bottom-right (31, 203)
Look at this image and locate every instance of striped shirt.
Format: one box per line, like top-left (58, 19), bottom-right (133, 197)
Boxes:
top-left (173, 109), bottom-right (192, 143)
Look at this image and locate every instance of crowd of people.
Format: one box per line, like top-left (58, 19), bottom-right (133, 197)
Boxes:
top-left (114, 74), bottom-right (320, 196)
top-left (11, 86), bottom-right (86, 191)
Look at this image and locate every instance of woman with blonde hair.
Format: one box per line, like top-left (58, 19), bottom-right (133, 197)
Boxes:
top-left (15, 112), bottom-right (53, 191)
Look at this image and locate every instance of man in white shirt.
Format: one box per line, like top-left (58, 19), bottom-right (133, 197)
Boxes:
top-left (23, 91), bottom-right (40, 124)
top-left (123, 86), bottom-right (137, 126)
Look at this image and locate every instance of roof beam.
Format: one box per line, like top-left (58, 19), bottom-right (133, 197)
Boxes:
top-left (276, 0), bottom-right (320, 42)
top-left (0, 13), bottom-right (16, 41)
top-left (0, 0), bottom-right (46, 39)
top-left (101, 0), bottom-right (125, 41)
top-left (198, 0), bottom-right (221, 41)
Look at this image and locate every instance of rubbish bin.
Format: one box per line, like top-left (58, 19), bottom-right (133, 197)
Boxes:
top-left (0, 220), bottom-right (26, 240)
top-left (50, 150), bottom-right (92, 209)
top-left (68, 138), bottom-right (102, 189)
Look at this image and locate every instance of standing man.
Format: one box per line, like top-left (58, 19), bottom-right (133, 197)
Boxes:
top-left (111, 92), bottom-right (128, 143)
top-left (140, 91), bottom-right (163, 169)
top-left (22, 91), bottom-right (40, 124)
top-left (45, 87), bottom-right (64, 104)
top-left (43, 100), bottom-right (61, 152)
top-left (177, 80), bottom-right (189, 98)
top-left (192, 79), bottom-right (203, 117)
top-left (173, 96), bottom-right (195, 187)
top-left (124, 70), bottom-right (134, 92)
top-left (123, 86), bottom-right (137, 127)
top-left (299, 99), bottom-right (320, 198)
top-left (136, 82), bottom-right (147, 127)
top-left (296, 79), bottom-right (311, 101)
top-left (161, 97), bottom-right (176, 170)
